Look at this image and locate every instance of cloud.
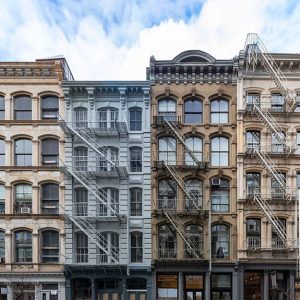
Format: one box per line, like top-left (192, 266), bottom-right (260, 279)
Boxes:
top-left (0, 0), bottom-right (300, 80)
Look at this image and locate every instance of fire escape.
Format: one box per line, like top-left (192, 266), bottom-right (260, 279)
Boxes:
top-left (244, 34), bottom-right (298, 252)
top-left (154, 116), bottom-right (209, 260)
top-left (59, 110), bottom-right (128, 265)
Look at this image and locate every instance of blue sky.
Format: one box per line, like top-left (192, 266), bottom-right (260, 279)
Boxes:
top-left (0, 0), bottom-right (299, 80)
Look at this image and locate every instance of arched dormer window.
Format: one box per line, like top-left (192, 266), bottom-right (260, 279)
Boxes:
top-left (211, 98), bottom-right (229, 123)
top-left (14, 95), bottom-right (32, 120)
top-left (184, 98), bottom-right (202, 124)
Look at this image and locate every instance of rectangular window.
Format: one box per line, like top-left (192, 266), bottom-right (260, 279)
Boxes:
top-left (130, 148), bottom-right (142, 172)
top-left (0, 97), bottom-right (4, 120)
top-left (75, 232), bottom-right (88, 263)
top-left (41, 231), bottom-right (59, 263)
top-left (0, 186), bottom-right (4, 214)
top-left (130, 109), bottom-right (142, 131)
top-left (15, 184), bottom-right (32, 214)
top-left (0, 140), bottom-right (4, 166)
top-left (15, 139), bottom-right (32, 166)
top-left (42, 139), bottom-right (59, 165)
top-left (271, 93), bottom-right (284, 112)
top-left (130, 188), bottom-right (142, 216)
top-left (14, 96), bottom-right (32, 120)
top-left (41, 184), bottom-right (59, 214)
top-left (41, 96), bottom-right (59, 119)
top-left (130, 232), bottom-right (143, 263)
top-left (211, 274), bottom-right (232, 300)
top-left (157, 274), bottom-right (178, 300)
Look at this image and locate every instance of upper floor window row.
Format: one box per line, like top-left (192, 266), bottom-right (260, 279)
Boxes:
top-left (246, 92), bottom-right (286, 112)
top-left (0, 95), bottom-right (59, 121)
top-left (157, 97), bottom-right (229, 124)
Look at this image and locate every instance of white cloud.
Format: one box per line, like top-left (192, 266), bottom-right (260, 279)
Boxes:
top-left (0, 0), bottom-right (300, 80)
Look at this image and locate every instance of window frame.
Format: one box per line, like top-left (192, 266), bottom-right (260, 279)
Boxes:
top-left (74, 188), bottom-right (88, 216)
top-left (211, 178), bottom-right (230, 212)
top-left (158, 179), bottom-right (177, 210)
top-left (246, 130), bottom-right (260, 152)
top-left (185, 136), bottom-right (203, 166)
top-left (74, 107), bottom-right (88, 128)
top-left (158, 98), bottom-right (176, 122)
top-left (0, 96), bottom-right (4, 120)
top-left (211, 224), bottom-right (230, 259)
top-left (211, 136), bottom-right (229, 167)
top-left (15, 138), bottom-right (32, 166)
top-left (41, 96), bottom-right (59, 119)
top-left (15, 230), bottom-right (32, 263)
top-left (98, 108), bottom-right (119, 129)
top-left (41, 183), bottom-right (59, 214)
top-left (41, 138), bottom-right (59, 165)
top-left (14, 95), bottom-right (32, 120)
top-left (41, 230), bottom-right (59, 263)
top-left (130, 188), bottom-right (143, 216)
top-left (75, 232), bottom-right (88, 263)
top-left (14, 183), bottom-right (32, 214)
top-left (210, 98), bottom-right (229, 123)
top-left (246, 218), bottom-right (261, 248)
top-left (130, 231), bottom-right (143, 263)
top-left (129, 107), bottom-right (142, 131)
top-left (158, 224), bottom-right (177, 259)
top-left (184, 98), bottom-right (203, 124)
top-left (130, 147), bottom-right (142, 172)
top-left (158, 136), bottom-right (176, 165)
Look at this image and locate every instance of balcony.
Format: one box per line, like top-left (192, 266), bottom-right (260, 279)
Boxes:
top-left (72, 253), bottom-right (120, 265)
top-left (244, 94), bottom-right (287, 113)
top-left (152, 114), bottom-right (181, 126)
top-left (246, 237), bottom-right (297, 250)
top-left (155, 248), bottom-right (205, 260)
top-left (245, 187), bottom-right (297, 202)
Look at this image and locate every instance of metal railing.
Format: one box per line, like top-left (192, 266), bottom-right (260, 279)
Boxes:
top-left (246, 237), bottom-right (297, 249)
top-left (246, 187), bottom-right (297, 201)
top-left (156, 198), bottom-right (203, 212)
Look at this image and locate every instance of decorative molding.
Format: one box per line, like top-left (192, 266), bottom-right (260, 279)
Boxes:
top-left (87, 87), bottom-right (95, 109)
top-left (119, 87), bottom-right (127, 110)
top-left (143, 87), bottom-right (150, 108)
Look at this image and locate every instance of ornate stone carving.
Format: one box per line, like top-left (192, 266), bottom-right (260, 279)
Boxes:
top-left (119, 87), bottom-right (127, 110)
top-left (143, 87), bottom-right (150, 108)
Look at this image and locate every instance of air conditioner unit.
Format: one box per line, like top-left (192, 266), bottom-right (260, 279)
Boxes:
top-left (211, 178), bottom-right (221, 186)
top-left (20, 207), bottom-right (31, 214)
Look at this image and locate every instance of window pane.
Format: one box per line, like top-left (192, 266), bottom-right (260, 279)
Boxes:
top-left (185, 275), bottom-right (203, 289)
top-left (184, 99), bottom-right (202, 124)
top-left (130, 147), bottom-right (142, 172)
top-left (0, 140), bottom-right (4, 165)
top-left (157, 274), bottom-right (178, 300)
top-left (0, 97), bottom-right (4, 120)
top-left (130, 109), bottom-right (142, 131)
top-left (14, 96), bottom-right (32, 120)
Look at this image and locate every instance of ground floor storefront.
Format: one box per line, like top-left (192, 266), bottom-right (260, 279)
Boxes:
top-left (65, 265), bottom-right (152, 300)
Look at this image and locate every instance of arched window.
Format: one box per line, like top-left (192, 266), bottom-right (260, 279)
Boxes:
top-left (158, 179), bottom-right (177, 210)
top-left (130, 188), bottom-right (143, 216)
top-left (98, 108), bottom-right (118, 128)
top-left (211, 99), bottom-right (229, 123)
top-left (272, 219), bottom-right (286, 249)
top-left (0, 139), bottom-right (4, 166)
top-left (74, 188), bottom-right (88, 216)
top-left (271, 131), bottom-right (286, 153)
top-left (211, 178), bottom-right (229, 212)
top-left (15, 230), bottom-right (32, 262)
top-left (184, 98), bottom-right (202, 123)
top-left (41, 230), bottom-right (59, 263)
top-left (15, 139), bottom-right (32, 166)
top-left (129, 107), bottom-right (142, 131)
top-left (130, 147), bottom-right (142, 172)
top-left (185, 179), bottom-right (203, 210)
top-left (99, 188), bottom-right (119, 216)
top-left (41, 183), bottom-right (59, 214)
top-left (15, 183), bottom-right (32, 214)
top-left (41, 96), bottom-right (59, 119)
top-left (246, 172), bottom-right (261, 197)
top-left (271, 93), bottom-right (284, 112)
top-left (0, 231), bottom-right (4, 261)
top-left (212, 224), bottom-right (230, 259)
top-left (74, 107), bottom-right (87, 128)
top-left (99, 232), bottom-right (119, 263)
top-left (158, 99), bottom-right (176, 121)
top-left (158, 137), bottom-right (176, 165)
top-left (271, 172), bottom-right (286, 199)
top-left (14, 95), bottom-right (32, 120)
top-left (158, 224), bottom-right (176, 259)
top-left (185, 137), bottom-right (202, 165)
top-left (41, 138), bottom-right (59, 165)
top-left (246, 93), bottom-right (260, 110)
top-left (0, 185), bottom-right (4, 213)
top-left (130, 232), bottom-right (143, 263)
top-left (185, 224), bottom-right (203, 259)
top-left (246, 219), bottom-right (261, 248)
top-left (75, 232), bottom-right (88, 263)
top-left (0, 96), bottom-right (4, 120)
top-left (246, 131), bottom-right (260, 151)
top-left (211, 136), bottom-right (229, 166)
top-left (74, 147), bottom-right (88, 171)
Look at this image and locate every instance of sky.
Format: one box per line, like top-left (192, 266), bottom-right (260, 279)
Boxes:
top-left (0, 0), bottom-right (300, 80)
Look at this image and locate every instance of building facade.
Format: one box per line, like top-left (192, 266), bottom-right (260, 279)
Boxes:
top-left (149, 50), bottom-right (239, 300)
top-left (61, 81), bottom-right (152, 300)
top-left (0, 58), bottom-right (73, 300)
top-left (236, 41), bottom-right (300, 299)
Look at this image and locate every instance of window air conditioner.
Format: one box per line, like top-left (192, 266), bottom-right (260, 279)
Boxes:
top-left (211, 178), bottom-right (221, 186)
top-left (20, 207), bottom-right (31, 214)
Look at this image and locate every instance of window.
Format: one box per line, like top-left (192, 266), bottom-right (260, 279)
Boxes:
top-left (98, 108), bottom-right (118, 128)
top-left (0, 96), bottom-right (4, 120)
top-left (158, 179), bottom-right (177, 210)
top-left (130, 108), bottom-right (142, 131)
top-left (130, 232), bottom-right (143, 263)
top-left (212, 224), bottom-right (230, 259)
top-left (74, 188), bottom-right (88, 216)
top-left (271, 132), bottom-right (286, 153)
top-left (211, 136), bottom-right (229, 166)
top-left (158, 99), bottom-right (176, 121)
top-left (185, 179), bottom-right (203, 210)
top-left (271, 93), bottom-right (284, 112)
top-left (130, 147), bottom-right (142, 172)
top-left (98, 147), bottom-right (118, 172)
top-left (127, 278), bottom-right (147, 300)
top-left (184, 98), bottom-right (202, 123)
top-left (246, 219), bottom-right (261, 248)
top-left (130, 188), bottom-right (142, 216)
top-left (74, 147), bottom-right (88, 171)
top-left (211, 274), bottom-right (232, 299)
top-left (41, 230), bottom-right (59, 263)
top-left (0, 139), bottom-right (4, 166)
top-left (296, 92), bottom-right (300, 112)
top-left (99, 232), bottom-right (119, 263)
top-left (15, 184), bottom-right (32, 213)
top-left (246, 131), bottom-right (260, 152)
top-left (157, 274), bottom-right (178, 300)
top-left (158, 224), bottom-right (177, 259)
top-left (158, 137), bottom-right (176, 165)
top-left (272, 219), bottom-right (286, 249)
top-left (99, 188), bottom-right (119, 216)
top-left (0, 231), bottom-right (4, 261)
top-left (14, 96), bottom-right (32, 120)
top-left (185, 137), bottom-right (202, 166)
top-left (41, 183), bottom-right (59, 214)
top-left (246, 93), bottom-right (260, 110)
top-left (41, 96), bottom-right (59, 119)
top-left (41, 139), bottom-right (59, 165)
top-left (0, 185), bottom-right (4, 213)
top-left (74, 107), bottom-right (87, 128)
top-left (211, 178), bottom-right (229, 212)
top-left (184, 275), bottom-right (204, 300)
top-left (75, 232), bottom-right (88, 263)
top-left (246, 172), bottom-right (261, 196)
top-left (15, 139), bottom-right (32, 166)
top-left (15, 230), bottom-right (32, 262)
top-left (73, 279), bottom-right (91, 299)
top-left (185, 225), bottom-right (203, 259)
top-left (297, 132), bottom-right (300, 154)
top-left (211, 99), bottom-right (229, 123)
top-left (271, 173), bottom-right (286, 199)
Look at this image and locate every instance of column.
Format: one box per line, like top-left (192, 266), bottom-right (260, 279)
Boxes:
top-left (5, 186), bottom-right (12, 214)
top-left (178, 272), bottom-right (183, 300)
top-left (32, 139), bottom-right (39, 166)
top-left (32, 96), bottom-right (39, 120)
top-left (289, 271), bottom-right (295, 300)
top-left (205, 272), bottom-right (210, 300)
top-left (65, 279), bottom-right (71, 300)
top-left (5, 233), bottom-right (12, 264)
top-left (32, 185), bottom-right (39, 214)
top-left (7, 284), bottom-right (13, 300)
top-left (59, 282), bottom-right (66, 300)
top-left (35, 283), bottom-right (40, 300)
top-left (5, 140), bottom-right (11, 166)
top-left (263, 271), bottom-right (269, 300)
top-left (32, 232), bottom-right (39, 264)
top-left (91, 278), bottom-right (96, 300)
top-left (232, 270), bottom-right (238, 300)
top-left (4, 96), bottom-right (11, 120)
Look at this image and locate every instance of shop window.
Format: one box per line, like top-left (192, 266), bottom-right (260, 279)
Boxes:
top-left (211, 274), bottom-right (232, 300)
top-left (73, 279), bottom-right (90, 299)
top-left (127, 278), bottom-right (147, 300)
top-left (244, 272), bottom-right (263, 300)
top-left (157, 274), bottom-right (178, 300)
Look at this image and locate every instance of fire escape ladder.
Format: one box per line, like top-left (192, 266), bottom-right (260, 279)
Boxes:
top-left (252, 193), bottom-right (287, 245)
top-left (163, 209), bottom-right (201, 259)
top-left (163, 163), bottom-right (200, 210)
top-left (245, 33), bottom-right (297, 112)
top-left (163, 119), bottom-right (201, 166)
